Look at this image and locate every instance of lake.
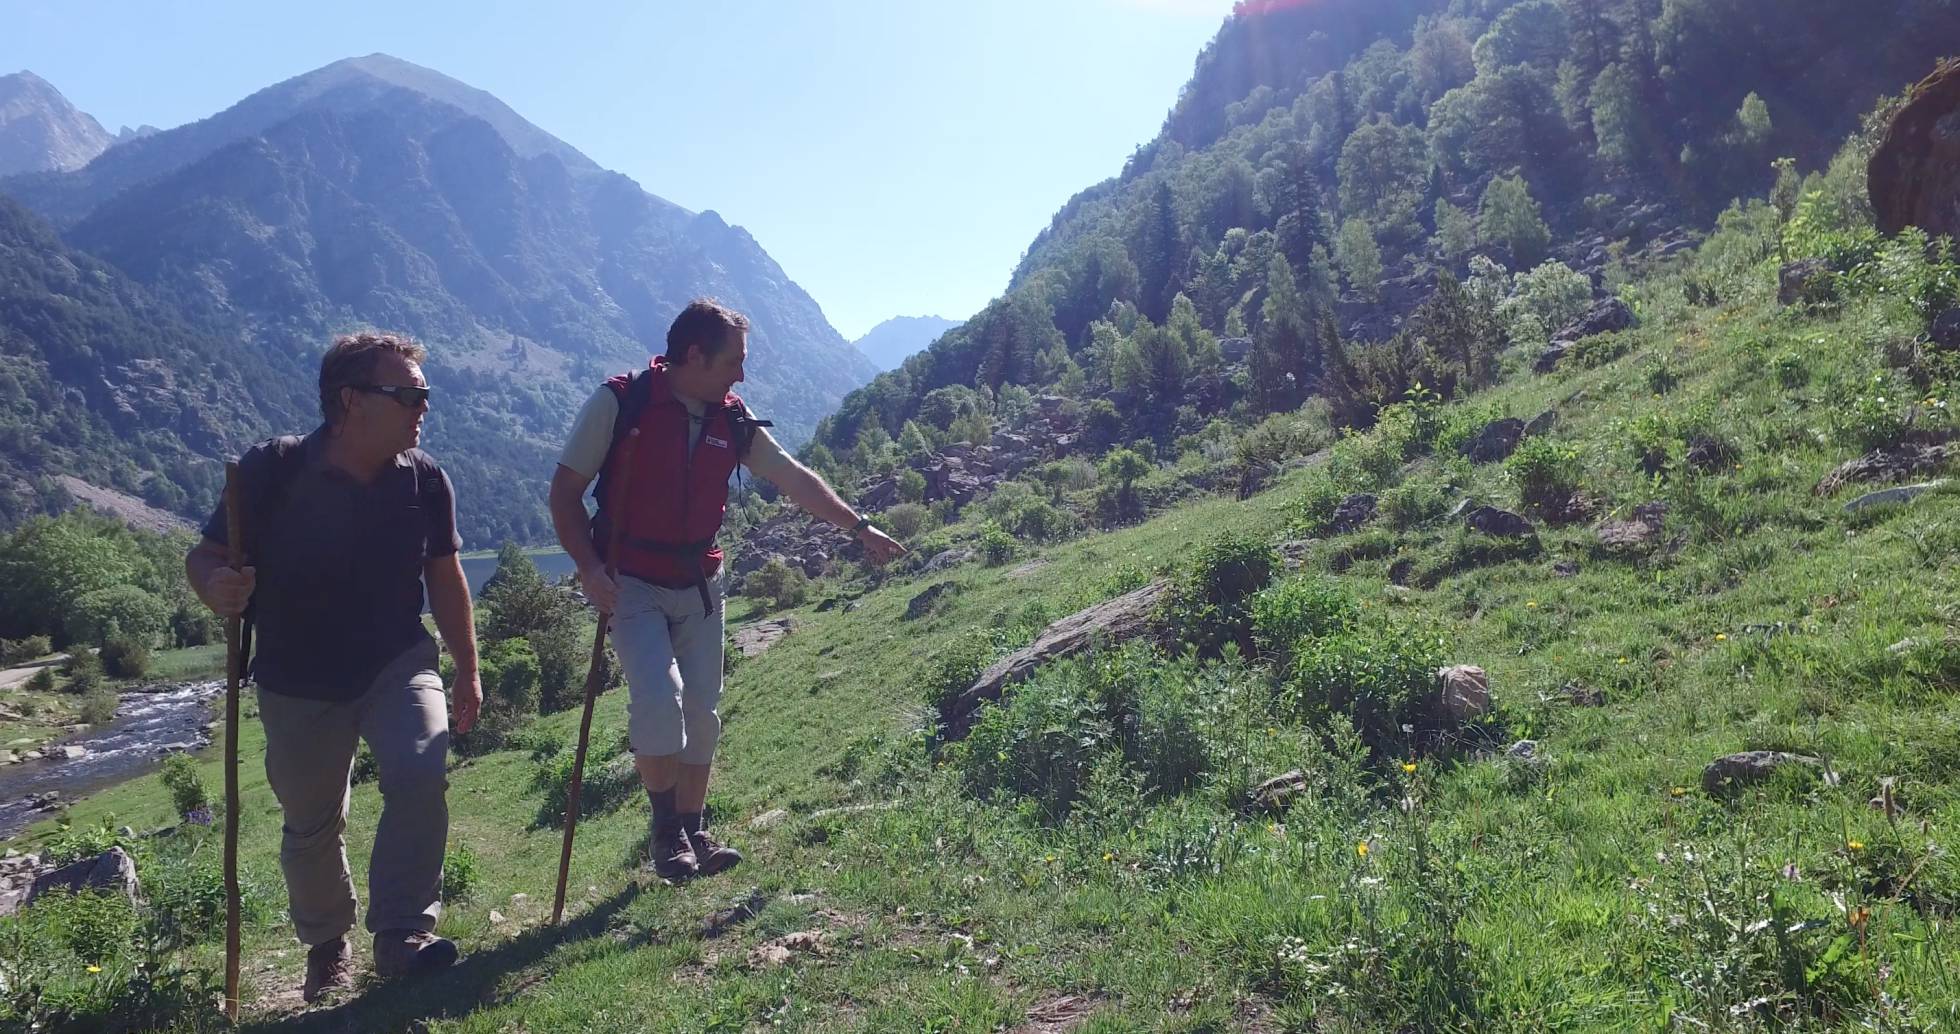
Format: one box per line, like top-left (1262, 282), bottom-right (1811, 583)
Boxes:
top-left (455, 549), bottom-right (579, 598)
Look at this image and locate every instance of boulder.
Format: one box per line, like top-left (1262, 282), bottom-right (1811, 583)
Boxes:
top-left (1460, 418), bottom-right (1526, 464)
top-left (1815, 442), bottom-right (1954, 495)
top-left (1702, 751), bottom-right (1826, 796)
top-left (945, 581), bottom-right (1170, 737)
top-left (1433, 665), bottom-right (1491, 724)
top-left (1843, 480), bottom-right (1949, 513)
top-left (1869, 57), bottom-right (1960, 241)
top-left (1550, 298), bottom-right (1636, 344)
top-left (1595, 501), bottom-right (1668, 550)
top-left (22, 847), bottom-right (139, 912)
top-left (1930, 308), bottom-right (1960, 353)
top-left (1777, 258), bottom-right (1834, 307)
top-left (857, 478), bottom-right (900, 512)
top-left (1534, 341), bottom-right (1571, 374)
top-left (1329, 493), bottom-right (1377, 533)
top-left (731, 619), bottom-right (795, 659)
top-left (904, 581), bottom-right (960, 622)
top-left (1524, 410), bottom-right (1558, 437)
top-left (921, 547), bottom-right (975, 574)
top-left (1684, 435), bottom-right (1738, 473)
top-left (1247, 770), bottom-right (1310, 815)
top-left (1464, 506), bottom-right (1535, 539)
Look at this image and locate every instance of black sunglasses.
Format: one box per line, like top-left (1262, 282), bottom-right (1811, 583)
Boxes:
top-left (353, 384), bottom-right (432, 407)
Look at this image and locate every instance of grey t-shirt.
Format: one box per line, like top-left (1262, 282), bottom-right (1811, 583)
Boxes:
top-left (202, 430), bottom-right (461, 701)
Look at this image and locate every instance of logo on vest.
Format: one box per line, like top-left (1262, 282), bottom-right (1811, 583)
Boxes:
top-left (705, 434), bottom-right (730, 449)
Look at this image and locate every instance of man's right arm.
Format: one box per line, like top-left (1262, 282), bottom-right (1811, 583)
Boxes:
top-left (550, 386), bottom-right (622, 612)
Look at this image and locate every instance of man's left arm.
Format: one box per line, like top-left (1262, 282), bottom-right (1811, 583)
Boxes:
top-left (422, 467), bottom-right (481, 733)
top-left (744, 429), bottom-right (907, 565)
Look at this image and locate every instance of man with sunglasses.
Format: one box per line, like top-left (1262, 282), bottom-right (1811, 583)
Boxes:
top-left (186, 332), bottom-right (481, 1003)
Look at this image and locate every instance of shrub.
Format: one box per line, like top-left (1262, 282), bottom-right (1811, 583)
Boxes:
top-left (2, 635), bottom-right (51, 665)
top-left (169, 602), bottom-right (219, 648)
top-left (1285, 618), bottom-right (1447, 756)
top-left (957, 661), bottom-right (1110, 822)
top-left (742, 558), bottom-right (810, 611)
top-left (1504, 436), bottom-right (1583, 515)
top-left (883, 502), bottom-right (928, 539)
top-left (144, 849), bottom-right (231, 947)
top-left (455, 637), bottom-right (541, 757)
top-left (530, 748), bottom-right (639, 826)
top-left (1160, 534), bottom-right (1279, 659)
top-left (79, 686), bottom-right (118, 725)
top-left (441, 844), bottom-right (479, 902)
top-left (1293, 471), bottom-right (1345, 535)
top-left (37, 888), bottom-right (137, 965)
top-left (25, 667), bottom-right (55, 693)
top-left (920, 634), bottom-right (996, 719)
top-left (1380, 477), bottom-right (1449, 529)
top-left (350, 744), bottom-right (378, 785)
top-left (64, 649), bottom-right (101, 679)
top-left (1252, 576), bottom-right (1360, 663)
top-left (978, 522), bottom-right (1018, 566)
top-left (159, 753), bottom-right (209, 819)
top-left (70, 586), bottom-right (170, 648)
top-left (1327, 429), bottom-right (1403, 492)
top-left (100, 634), bottom-right (151, 680)
top-left (41, 819), bottom-right (134, 866)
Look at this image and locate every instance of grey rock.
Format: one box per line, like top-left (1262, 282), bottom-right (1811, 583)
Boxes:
top-left (731, 619), bottom-right (795, 659)
top-left (904, 581), bottom-right (960, 622)
top-left (1702, 751), bottom-right (1826, 796)
top-left (1931, 308), bottom-right (1960, 352)
top-left (1534, 341), bottom-right (1571, 374)
top-left (1465, 506), bottom-right (1535, 538)
top-left (1778, 258), bottom-right (1834, 306)
top-left (1551, 298), bottom-right (1637, 344)
top-left (1524, 410), bottom-right (1558, 437)
top-left (1842, 480), bottom-right (1949, 513)
top-left (1433, 665), bottom-right (1491, 724)
top-left (946, 581), bottom-right (1170, 738)
top-left (921, 548), bottom-right (975, 574)
top-left (1248, 770), bottom-right (1309, 815)
top-left (1461, 418), bottom-right (1527, 463)
top-left (21, 848), bottom-right (139, 913)
top-left (1817, 444), bottom-right (1954, 495)
top-left (1330, 493), bottom-right (1377, 533)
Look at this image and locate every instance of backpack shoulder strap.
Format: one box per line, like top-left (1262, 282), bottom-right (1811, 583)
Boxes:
top-left (724, 397), bottom-right (774, 457)
top-left (240, 435), bottom-right (309, 556)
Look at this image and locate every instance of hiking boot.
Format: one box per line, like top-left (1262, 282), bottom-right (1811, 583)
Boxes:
top-left (301, 937), bottom-right (352, 1003)
top-left (647, 820), bottom-right (698, 881)
top-left (372, 929), bottom-right (458, 979)
top-left (686, 824), bottom-right (743, 876)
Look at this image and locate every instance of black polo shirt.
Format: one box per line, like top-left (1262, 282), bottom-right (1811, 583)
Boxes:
top-left (201, 429), bottom-right (462, 701)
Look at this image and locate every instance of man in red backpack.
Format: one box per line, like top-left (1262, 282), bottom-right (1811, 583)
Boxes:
top-left (548, 299), bottom-right (905, 879)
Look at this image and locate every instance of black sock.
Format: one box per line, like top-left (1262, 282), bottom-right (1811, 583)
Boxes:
top-left (677, 811), bottom-right (703, 834)
top-left (649, 787), bottom-right (676, 829)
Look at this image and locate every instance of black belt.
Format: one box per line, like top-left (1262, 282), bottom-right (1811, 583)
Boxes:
top-left (624, 536), bottom-right (718, 615)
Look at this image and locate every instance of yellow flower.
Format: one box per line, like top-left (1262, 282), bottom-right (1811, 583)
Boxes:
top-left (1103, 852), bottom-right (1114, 862)
top-left (1044, 854), bottom-right (1056, 863)
top-left (86, 965), bottom-right (101, 974)
top-left (1618, 657), bottom-right (1629, 665)
top-left (1356, 841), bottom-right (1371, 858)
top-left (1670, 787), bottom-right (1686, 798)
top-left (1526, 600), bottom-right (1538, 609)
top-left (1268, 824), bottom-right (1280, 834)
top-left (1715, 633), bottom-right (1728, 641)
top-left (1847, 840), bottom-right (1865, 852)
top-left (1266, 727), bottom-right (1276, 737)
top-left (1402, 762), bottom-right (1418, 774)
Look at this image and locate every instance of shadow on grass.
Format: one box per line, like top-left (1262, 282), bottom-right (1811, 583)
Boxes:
top-left (249, 884), bottom-right (642, 1034)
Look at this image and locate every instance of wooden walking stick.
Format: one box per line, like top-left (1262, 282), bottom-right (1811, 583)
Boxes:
top-left (221, 462), bottom-right (247, 1021)
top-left (554, 428), bottom-right (639, 924)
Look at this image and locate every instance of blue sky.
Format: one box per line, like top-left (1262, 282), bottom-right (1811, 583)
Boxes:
top-left (2, 0), bottom-right (1235, 341)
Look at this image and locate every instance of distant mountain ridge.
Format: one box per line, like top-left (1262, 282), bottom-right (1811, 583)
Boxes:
top-left (0, 71), bottom-right (115, 177)
top-left (851, 315), bottom-right (963, 371)
top-left (0, 56), bottom-right (876, 546)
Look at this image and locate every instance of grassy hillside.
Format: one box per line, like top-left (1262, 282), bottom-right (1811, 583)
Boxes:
top-left (5, 199), bottom-right (1958, 1032)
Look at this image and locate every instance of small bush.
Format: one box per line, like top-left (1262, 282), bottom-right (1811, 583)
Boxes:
top-left (2, 635), bottom-right (52, 665)
top-left (1285, 618), bottom-right (1447, 757)
top-left (1504, 436), bottom-right (1583, 515)
top-left (64, 650), bottom-right (101, 680)
top-left (159, 753), bottom-right (209, 819)
top-left (883, 502), bottom-right (929, 539)
top-left (441, 844), bottom-right (479, 902)
top-left (530, 748), bottom-right (639, 826)
top-left (920, 634), bottom-right (996, 719)
top-left (742, 557), bottom-right (811, 611)
top-left (41, 819), bottom-right (134, 866)
top-left (1252, 576), bottom-right (1360, 663)
top-left (25, 667), bottom-right (55, 693)
top-left (957, 661), bottom-right (1110, 821)
top-left (100, 635), bottom-right (151, 680)
top-left (1380, 477), bottom-right (1449, 529)
top-left (1293, 470), bottom-right (1344, 535)
top-left (1771, 350), bottom-right (1810, 388)
top-left (1327, 428), bottom-right (1403, 492)
top-left (79, 686), bottom-right (118, 725)
top-left (37, 888), bottom-right (137, 965)
top-left (1160, 534), bottom-right (1279, 659)
top-left (978, 522), bottom-right (1018, 566)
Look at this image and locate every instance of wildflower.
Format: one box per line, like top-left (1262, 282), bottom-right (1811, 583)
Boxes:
top-left (1356, 841), bottom-right (1371, 858)
top-left (1670, 787), bottom-right (1687, 797)
top-left (1847, 840), bottom-right (1865, 852)
top-left (86, 965), bottom-right (101, 974)
top-left (1618, 657), bottom-right (1629, 665)
top-left (1103, 852), bottom-right (1114, 862)
top-left (1266, 727), bottom-right (1276, 737)
top-left (1402, 762), bottom-right (1417, 774)
top-left (1044, 854), bottom-right (1056, 864)
top-left (1268, 824), bottom-right (1280, 835)
top-left (1526, 600), bottom-right (1538, 609)
top-left (1715, 634), bottom-right (1728, 642)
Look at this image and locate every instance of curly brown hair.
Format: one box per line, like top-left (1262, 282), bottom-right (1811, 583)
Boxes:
top-left (319, 332), bottom-right (427, 427)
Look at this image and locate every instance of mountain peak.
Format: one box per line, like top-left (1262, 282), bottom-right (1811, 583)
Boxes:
top-left (0, 70), bottom-right (114, 176)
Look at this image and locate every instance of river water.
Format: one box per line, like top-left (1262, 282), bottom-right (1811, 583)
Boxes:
top-left (0, 682), bottom-right (224, 839)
